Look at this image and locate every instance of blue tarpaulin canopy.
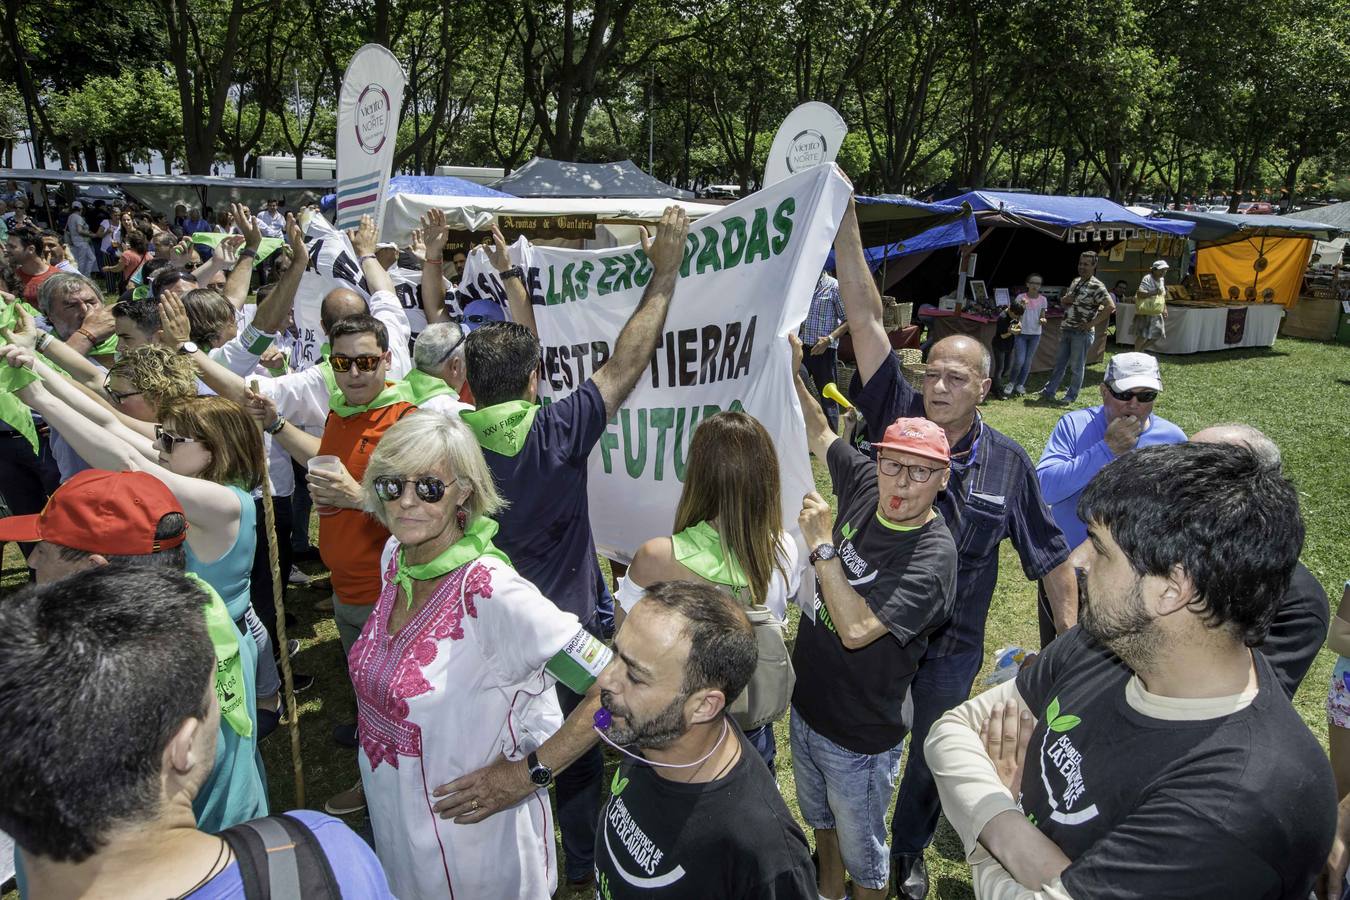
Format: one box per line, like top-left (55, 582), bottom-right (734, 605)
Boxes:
top-left (943, 190), bottom-right (1195, 238)
top-left (827, 195), bottom-right (978, 271)
top-left (320, 174), bottom-right (511, 214)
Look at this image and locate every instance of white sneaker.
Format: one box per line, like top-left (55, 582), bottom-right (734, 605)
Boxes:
top-left (288, 568), bottom-right (311, 585)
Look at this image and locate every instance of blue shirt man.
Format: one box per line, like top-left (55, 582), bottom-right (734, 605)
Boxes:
top-left (799, 271), bottom-right (848, 430)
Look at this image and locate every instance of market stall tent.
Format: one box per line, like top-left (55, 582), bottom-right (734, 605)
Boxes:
top-left (0, 167), bottom-right (332, 217)
top-left (1161, 210), bottom-right (1340, 306)
top-left (1283, 202), bottom-right (1350, 265)
top-left (492, 157), bottom-right (695, 200)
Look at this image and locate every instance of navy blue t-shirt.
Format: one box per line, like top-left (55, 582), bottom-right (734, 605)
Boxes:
top-left (483, 380), bottom-right (608, 625)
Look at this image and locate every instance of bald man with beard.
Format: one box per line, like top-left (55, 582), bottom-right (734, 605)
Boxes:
top-left (1190, 423), bottom-right (1329, 697)
top-left (831, 193), bottom-right (1077, 899)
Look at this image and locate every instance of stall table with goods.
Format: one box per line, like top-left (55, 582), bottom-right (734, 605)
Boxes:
top-left (1115, 301), bottom-right (1283, 353)
top-left (919, 303), bottom-right (1109, 373)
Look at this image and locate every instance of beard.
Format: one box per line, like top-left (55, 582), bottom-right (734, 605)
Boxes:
top-left (1079, 569), bottom-right (1162, 671)
top-left (600, 689), bottom-right (689, 750)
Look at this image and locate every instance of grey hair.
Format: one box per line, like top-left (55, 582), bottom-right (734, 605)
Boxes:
top-left (1192, 423), bottom-right (1282, 469)
top-left (36, 272), bottom-right (102, 319)
top-left (413, 322), bottom-right (467, 374)
top-left (361, 411), bottom-right (504, 528)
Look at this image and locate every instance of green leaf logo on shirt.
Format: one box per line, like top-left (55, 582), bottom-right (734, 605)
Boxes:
top-left (610, 768), bottom-right (629, 797)
top-left (841, 522), bottom-right (856, 541)
top-left (1044, 696), bottom-right (1082, 733)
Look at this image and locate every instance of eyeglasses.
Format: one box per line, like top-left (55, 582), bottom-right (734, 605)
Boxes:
top-left (878, 458), bottom-right (946, 482)
top-left (373, 475), bottom-right (456, 504)
top-left (330, 354), bottom-right (383, 373)
top-left (463, 313), bottom-right (497, 327)
top-left (104, 377), bottom-right (142, 404)
top-left (1106, 386), bottom-right (1158, 403)
top-left (155, 424), bottom-right (199, 453)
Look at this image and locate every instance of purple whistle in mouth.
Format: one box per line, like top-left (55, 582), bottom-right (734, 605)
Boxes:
top-left (594, 708), bottom-right (612, 730)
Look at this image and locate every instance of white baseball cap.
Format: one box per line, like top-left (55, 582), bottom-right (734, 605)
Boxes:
top-left (1105, 352), bottom-right (1162, 393)
top-left (375, 241), bottom-right (398, 252)
top-left (1151, 259), bottom-right (1169, 269)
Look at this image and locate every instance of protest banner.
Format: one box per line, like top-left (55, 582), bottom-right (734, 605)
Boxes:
top-left (336, 44), bottom-right (405, 233)
top-left (455, 165), bottom-right (852, 563)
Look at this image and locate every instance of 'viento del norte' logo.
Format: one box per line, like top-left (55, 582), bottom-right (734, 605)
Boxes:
top-left (1036, 696), bottom-right (1099, 825)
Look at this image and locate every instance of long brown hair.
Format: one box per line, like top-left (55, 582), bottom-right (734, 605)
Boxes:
top-left (161, 396), bottom-right (264, 492)
top-left (673, 411), bottom-right (787, 607)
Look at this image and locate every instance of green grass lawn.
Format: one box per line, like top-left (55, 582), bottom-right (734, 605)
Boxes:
top-left (2, 335), bottom-right (1347, 899)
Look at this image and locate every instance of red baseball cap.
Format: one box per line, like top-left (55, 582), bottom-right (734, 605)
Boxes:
top-left (872, 417), bottom-right (951, 465)
top-left (0, 469), bottom-right (188, 554)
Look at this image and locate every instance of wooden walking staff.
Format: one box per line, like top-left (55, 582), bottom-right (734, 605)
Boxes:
top-left (253, 378), bottom-right (306, 807)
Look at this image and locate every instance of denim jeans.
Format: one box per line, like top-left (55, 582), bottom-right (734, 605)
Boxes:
top-left (992, 345), bottom-right (1014, 394)
top-left (801, 346), bottom-right (840, 431)
top-left (745, 722), bottom-right (777, 771)
top-left (791, 710), bottom-right (905, 890)
top-left (889, 649), bottom-right (986, 855)
top-left (1040, 328), bottom-right (1093, 401)
top-left (1010, 332), bottom-right (1042, 391)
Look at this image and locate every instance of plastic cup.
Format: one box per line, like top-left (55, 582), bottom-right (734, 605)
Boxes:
top-left (307, 455), bottom-right (344, 516)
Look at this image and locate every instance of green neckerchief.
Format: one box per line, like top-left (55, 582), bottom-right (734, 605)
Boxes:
top-left (394, 516), bottom-right (512, 609)
top-left (460, 400), bottom-right (539, 457)
top-left (185, 572), bottom-right (254, 739)
top-left (670, 520), bottom-right (749, 592)
top-left (191, 231), bottom-right (286, 261)
top-left (91, 333), bottom-right (118, 355)
top-left (0, 303), bottom-right (40, 453)
top-left (328, 379), bottom-right (416, 417)
top-left (405, 368), bottom-right (453, 405)
top-left (874, 509), bottom-right (926, 532)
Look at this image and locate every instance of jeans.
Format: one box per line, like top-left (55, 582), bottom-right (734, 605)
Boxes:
top-left (746, 722), bottom-right (777, 771)
top-left (889, 648), bottom-right (986, 855)
top-left (333, 594), bottom-right (376, 657)
top-left (243, 606), bottom-right (282, 699)
top-left (249, 495), bottom-right (294, 654)
top-left (1010, 332), bottom-right (1042, 391)
top-left (555, 622), bottom-right (605, 881)
top-left (290, 460), bottom-right (314, 551)
top-left (0, 429), bottom-right (50, 563)
top-left (801, 346), bottom-right (840, 431)
top-left (791, 710), bottom-right (905, 891)
top-left (1040, 328), bottom-right (1093, 401)
top-left (992, 344), bottom-right (1014, 395)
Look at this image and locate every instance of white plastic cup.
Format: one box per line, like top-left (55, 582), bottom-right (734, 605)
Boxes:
top-left (307, 455), bottom-right (344, 516)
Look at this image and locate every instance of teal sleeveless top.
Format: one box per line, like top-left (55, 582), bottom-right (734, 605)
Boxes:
top-left (186, 484), bottom-right (257, 623)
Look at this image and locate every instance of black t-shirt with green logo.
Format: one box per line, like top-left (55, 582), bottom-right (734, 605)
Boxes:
top-left (1015, 627), bottom-right (1336, 899)
top-left (791, 440), bottom-right (958, 755)
top-left (593, 729), bottom-right (816, 899)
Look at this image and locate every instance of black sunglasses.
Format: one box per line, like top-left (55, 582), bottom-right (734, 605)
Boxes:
top-left (373, 475), bottom-right (455, 504)
top-left (330, 354), bottom-right (383, 373)
top-left (1106, 386), bottom-right (1158, 403)
top-left (104, 376), bottom-right (142, 404)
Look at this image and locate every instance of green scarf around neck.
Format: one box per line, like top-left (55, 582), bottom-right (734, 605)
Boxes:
top-left (0, 302), bottom-right (41, 453)
top-left (328, 378), bottom-right (416, 417)
top-left (671, 520), bottom-right (750, 593)
top-left (459, 400), bottom-right (538, 457)
top-left (394, 516), bottom-right (512, 609)
top-left (185, 572), bottom-right (254, 739)
top-left (404, 368), bottom-right (453, 405)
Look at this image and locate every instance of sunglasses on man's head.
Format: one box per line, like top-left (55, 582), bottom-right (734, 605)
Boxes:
top-left (154, 424), bottom-right (198, 453)
top-left (1107, 386), bottom-right (1158, 403)
top-left (330, 354), bottom-right (383, 373)
top-left (373, 475), bottom-right (456, 504)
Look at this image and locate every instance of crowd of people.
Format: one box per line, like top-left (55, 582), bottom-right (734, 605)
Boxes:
top-left (0, 187), bottom-right (1345, 900)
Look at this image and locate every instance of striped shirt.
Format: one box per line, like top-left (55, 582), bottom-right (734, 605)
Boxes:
top-left (798, 273), bottom-right (846, 346)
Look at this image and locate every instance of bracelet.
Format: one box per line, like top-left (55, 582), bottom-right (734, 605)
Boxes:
top-left (76, 328), bottom-right (98, 345)
top-left (359, 254), bottom-right (377, 262)
top-left (425, 257), bottom-right (443, 264)
top-left (238, 247), bottom-right (258, 259)
top-left (36, 332), bottom-right (52, 353)
top-left (264, 416), bottom-right (287, 435)
top-left (500, 265), bottom-right (524, 282)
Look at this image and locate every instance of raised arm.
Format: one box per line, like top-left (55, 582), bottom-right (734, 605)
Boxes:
top-left (590, 206), bottom-right (689, 417)
top-left (241, 384), bottom-right (322, 465)
top-left (487, 223), bottom-right (536, 336)
top-left (420, 209), bottom-right (451, 325)
top-left (350, 214), bottom-right (396, 297)
top-left (249, 215), bottom-right (307, 335)
top-left (4, 301), bottom-right (104, 392)
top-left (833, 195), bottom-right (891, 383)
top-left (790, 334), bottom-right (839, 460)
top-left (799, 490), bottom-right (887, 648)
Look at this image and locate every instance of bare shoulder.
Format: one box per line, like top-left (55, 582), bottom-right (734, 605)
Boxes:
top-left (629, 536), bottom-right (692, 586)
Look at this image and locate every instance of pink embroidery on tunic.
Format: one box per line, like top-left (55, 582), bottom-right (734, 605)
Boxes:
top-left (351, 558), bottom-right (496, 770)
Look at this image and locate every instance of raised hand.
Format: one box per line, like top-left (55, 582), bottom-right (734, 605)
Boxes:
top-left (422, 207), bottom-right (450, 257)
top-left (284, 213), bottom-right (308, 272)
top-left (639, 206), bottom-right (690, 278)
top-left (348, 214), bottom-right (378, 257)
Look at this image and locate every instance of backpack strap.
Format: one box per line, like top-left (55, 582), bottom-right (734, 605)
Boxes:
top-left (219, 814), bottom-right (342, 900)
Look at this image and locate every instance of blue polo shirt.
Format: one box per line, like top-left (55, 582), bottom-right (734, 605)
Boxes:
top-left (1035, 405), bottom-right (1187, 549)
top-left (849, 353), bottom-right (1071, 656)
top-left (480, 380), bottom-right (608, 626)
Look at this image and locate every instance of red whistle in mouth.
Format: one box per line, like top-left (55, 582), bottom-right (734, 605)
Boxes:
top-left (889, 496), bottom-right (901, 510)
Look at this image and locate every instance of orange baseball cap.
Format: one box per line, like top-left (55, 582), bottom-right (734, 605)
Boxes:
top-left (0, 469), bottom-right (187, 554)
top-left (872, 417), bottom-right (951, 464)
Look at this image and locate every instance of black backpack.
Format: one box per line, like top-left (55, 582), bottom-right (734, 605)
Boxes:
top-left (219, 814), bottom-right (342, 899)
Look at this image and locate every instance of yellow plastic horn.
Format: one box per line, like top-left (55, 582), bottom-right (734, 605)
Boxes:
top-left (822, 382), bottom-right (853, 410)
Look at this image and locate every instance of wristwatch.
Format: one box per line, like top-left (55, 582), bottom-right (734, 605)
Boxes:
top-left (177, 340), bottom-right (199, 355)
top-left (238, 247), bottom-right (259, 260)
top-left (808, 543), bottom-right (838, 565)
top-left (499, 265), bottom-right (525, 282)
top-left (526, 751), bottom-right (553, 788)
